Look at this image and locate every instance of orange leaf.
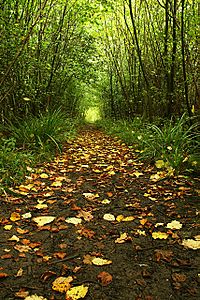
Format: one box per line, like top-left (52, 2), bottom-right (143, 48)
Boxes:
top-left (0, 272), bottom-right (9, 278)
top-left (97, 271), bottom-right (113, 286)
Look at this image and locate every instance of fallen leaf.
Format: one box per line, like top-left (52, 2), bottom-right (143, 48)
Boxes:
top-left (140, 219), bottom-right (148, 225)
top-left (51, 181), bottom-right (62, 187)
top-left (14, 244), bottom-right (31, 253)
top-left (82, 193), bottom-right (99, 201)
top-left (16, 228), bottom-right (29, 234)
top-left (97, 271), bottom-right (113, 286)
top-left (66, 285), bottom-right (88, 300)
top-left (155, 249), bottom-right (173, 262)
top-left (83, 254), bottom-right (94, 265)
top-left (65, 217), bottom-right (82, 225)
top-left (33, 216), bottom-right (55, 226)
top-left (8, 235), bottom-right (20, 242)
top-left (24, 295), bottom-right (48, 300)
top-left (35, 203), bottom-right (48, 209)
top-left (172, 273), bottom-right (187, 283)
top-left (0, 272), bottom-right (9, 278)
top-left (137, 230), bottom-right (146, 236)
top-left (92, 257), bottom-right (112, 266)
top-left (15, 268), bottom-right (23, 277)
top-left (40, 173), bottom-right (49, 179)
top-left (132, 171), bottom-right (143, 177)
top-left (10, 212), bottom-right (21, 221)
top-left (77, 210), bottom-right (93, 221)
top-left (103, 214), bottom-right (115, 221)
top-left (116, 215), bottom-right (134, 222)
top-left (41, 271), bottom-right (56, 282)
top-left (53, 252), bottom-right (66, 259)
top-left (166, 220), bottom-right (182, 230)
top-left (52, 276), bottom-right (73, 293)
top-left (181, 239), bottom-right (200, 250)
top-left (77, 227), bottom-right (95, 239)
top-left (155, 160), bottom-right (165, 169)
top-left (152, 232), bottom-right (169, 239)
top-left (22, 212), bottom-right (32, 219)
top-left (101, 199), bottom-right (111, 204)
top-left (15, 289), bottom-right (29, 298)
top-left (4, 225), bottom-right (12, 230)
top-left (115, 233), bottom-right (132, 244)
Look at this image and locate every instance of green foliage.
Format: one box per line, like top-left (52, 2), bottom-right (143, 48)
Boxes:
top-left (0, 111), bottom-right (77, 185)
top-left (0, 138), bottom-right (34, 185)
top-left (142, 115), bottom-right (200, 172)
top-left (8, 110), bottom-right (76, 153)
top-left (99, 115), bottom-right (200, 173)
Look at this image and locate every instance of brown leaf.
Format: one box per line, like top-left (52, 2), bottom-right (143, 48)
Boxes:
top-left (77, 227), bottom-right (95, 239)
top-left (1, 254), bottom-right (12, 259)
top-left (97, 271), bottom-right (113, 286)
top-left (172, 273), bottom-right (187, 283)
top-left (53, 252), bottom-right (66, 259)
top-left (41, 271), bottom-right (56, 282)
top-left (15, 289), bottom-right (29, 298)
top-left (0, 272), bottom-right (9, 278)
top-left (154, 249), bottom-right (173, 262)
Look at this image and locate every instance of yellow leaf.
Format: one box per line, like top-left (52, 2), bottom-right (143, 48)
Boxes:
top-left (181, 239), bottom-right (200, 250)
top-left (115, 233), bottom-right (131, 244)
top-left (24, 295), bottom-right (48, 300)
top-left (65, 217), bottom-right (82, 225)
top-left (32, 216), bottom-right (55, 226)
top-left (22, 212), bottom-right (32, 219)
top-left (132, 171), bottom-right (143, 177)
top-left (155, 160), bottom-right (165, 169)
top-left (152, 232), bottom-right (169, 239)
top-left (116, 215), bottom-right (124, 222)
top-left (52, 276), bottom-right (73, 293)
top-left (166, 220), bottom-right (182, 230)
top-left (103, 214), bottom-right (115, 221)
top-left (101, 199), bottom-right (111, 204)
top-left (140, 219), bottom-right (148, 225)
top-left (51, 181), bottom-right (62, 187)
top-left (92, 258), bottom-right (112, 266)
top-left (40, 173), bottom-right (49, 179)
top-left (10, 212), bottom-right (21, 222)
top-left (66, 285), bottom-right (88, 300)
top-left (4, 225), bottom-right (12, 230)
top-left (108, 170), bottom-right (115, 176)
top-left (123, 216), bottom-right (135, 222)
top-left (35, 203), bottom-right (48, 209)
top-left (8, 235), bottom-right (20, 242)
top-left (116, 215), bottom-right (134, 222)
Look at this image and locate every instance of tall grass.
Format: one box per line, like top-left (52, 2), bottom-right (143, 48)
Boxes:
top-left (8, 110), bottom-right (76, 153)
top-left (0, 110), bottom-right (77, 186)
top-left (99, 115), bottom-right (200, 173)
top-left (142, 115), bottom-right (200, 171)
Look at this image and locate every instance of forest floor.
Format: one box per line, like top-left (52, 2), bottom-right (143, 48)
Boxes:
top-left (0, 126), bottom-right (200, 300)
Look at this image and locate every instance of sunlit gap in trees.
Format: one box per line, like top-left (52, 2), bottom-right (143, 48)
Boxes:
top-left (84, 107), bottom-right (102, 123)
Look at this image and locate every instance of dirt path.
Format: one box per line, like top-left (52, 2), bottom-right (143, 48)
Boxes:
top-left (0, 129), bottom-right (199, 300)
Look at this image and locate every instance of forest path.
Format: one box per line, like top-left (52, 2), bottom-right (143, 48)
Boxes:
top-left (0, 128), bottom-right (199, 300)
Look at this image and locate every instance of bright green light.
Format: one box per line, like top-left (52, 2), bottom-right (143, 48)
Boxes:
top-left (85, 107), bottom-right (101, 123)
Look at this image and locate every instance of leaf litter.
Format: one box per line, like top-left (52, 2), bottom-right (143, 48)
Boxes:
top-left (0, 127), bottom-right (199, 299)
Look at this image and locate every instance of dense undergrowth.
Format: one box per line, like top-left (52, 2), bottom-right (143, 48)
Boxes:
top-left (97, 115), bottom-right (200, 175)
top-left (0, 110), bottom-right (77, 186)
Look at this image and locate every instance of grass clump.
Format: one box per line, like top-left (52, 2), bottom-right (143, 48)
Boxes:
top-left (0, 138), bottom-right (34, 185)
top-left (8, 110), bottom-right (76, 153)
top-left (99, 115), bottom-right (200, 174)
top-left (0, 110), bottom-right (77, 186)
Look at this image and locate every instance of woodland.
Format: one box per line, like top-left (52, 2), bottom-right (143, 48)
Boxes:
top-left (0, 0), bottom-right (200, 300)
